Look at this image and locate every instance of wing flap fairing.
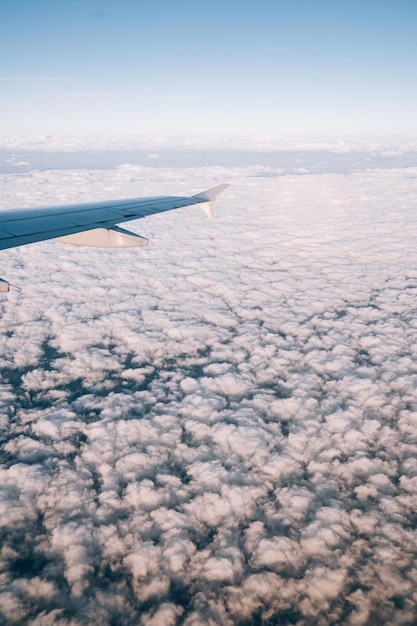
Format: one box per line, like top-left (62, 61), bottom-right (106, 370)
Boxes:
top-left (55, 227), bottom-right (149, 248)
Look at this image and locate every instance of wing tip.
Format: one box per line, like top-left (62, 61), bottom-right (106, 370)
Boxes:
top-left (192, 184), bottom-right (229, 219)
top-left (192, 183), bottom-right (230, 202)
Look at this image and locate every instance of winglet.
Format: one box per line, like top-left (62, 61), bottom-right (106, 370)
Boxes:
top-left (191, 184), bottom-right (229, 218)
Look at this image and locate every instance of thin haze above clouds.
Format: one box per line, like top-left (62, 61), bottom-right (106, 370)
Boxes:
top-left (1, 149), bottom-right (417, 624)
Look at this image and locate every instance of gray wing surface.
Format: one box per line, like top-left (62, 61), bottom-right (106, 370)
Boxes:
top-left (0, 184), bottom-right (228, 252)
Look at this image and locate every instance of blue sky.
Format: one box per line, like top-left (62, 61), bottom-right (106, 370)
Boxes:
top-left (1, 0), bottom-right (417, 138)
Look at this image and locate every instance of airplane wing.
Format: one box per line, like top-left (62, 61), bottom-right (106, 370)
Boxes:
top-left (0, 184), bottom-right (228, 291)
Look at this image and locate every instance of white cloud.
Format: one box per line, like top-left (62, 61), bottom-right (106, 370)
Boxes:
top-left (2, 134), bottom-right (417, 154)
top-left (1, 153), bottom-right (417, 624)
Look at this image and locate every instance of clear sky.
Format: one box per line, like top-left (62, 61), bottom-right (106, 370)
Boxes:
top-left (1, 0), bottom-right (417, 139)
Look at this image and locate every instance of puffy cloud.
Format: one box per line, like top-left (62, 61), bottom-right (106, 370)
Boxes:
top-left (1, 150), bottom-right (417, 624)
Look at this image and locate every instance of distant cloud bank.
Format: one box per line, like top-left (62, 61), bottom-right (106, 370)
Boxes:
top-left (1, 134), bottom-right (417, 154)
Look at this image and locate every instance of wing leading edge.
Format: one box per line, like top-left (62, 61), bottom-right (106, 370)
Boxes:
top-left (0, 183), bottom-right (228, 291)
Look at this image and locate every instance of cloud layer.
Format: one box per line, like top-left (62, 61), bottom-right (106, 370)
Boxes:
top-left (2, 134), bottom-right (417, 154)
top-left (1, 156), bottom-right (417, 625)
